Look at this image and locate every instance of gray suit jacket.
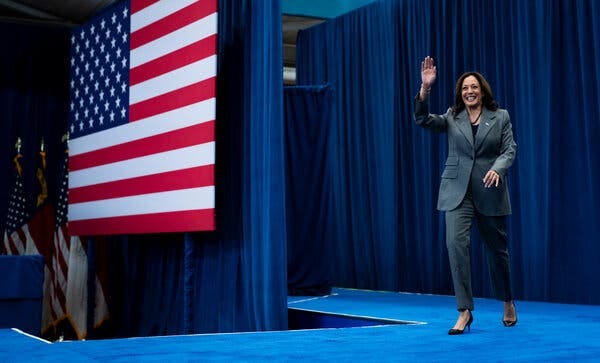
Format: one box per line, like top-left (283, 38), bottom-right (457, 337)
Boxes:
top-left (414, 96), bottom-right (516, 215)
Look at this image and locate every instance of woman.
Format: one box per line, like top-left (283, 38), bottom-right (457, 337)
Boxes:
top-left (414, 56), bottom-right (517, 335)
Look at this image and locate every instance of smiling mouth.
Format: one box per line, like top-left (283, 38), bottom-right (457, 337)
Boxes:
top-left (465, 96), bottom-right (476, 102)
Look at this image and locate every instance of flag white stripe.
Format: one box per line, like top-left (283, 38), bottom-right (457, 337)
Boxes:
top-left (70, 98), bottom-right (215, 155)
top-left (22, 225), bottom-right (40, 256)
top-left (130, 55), bottom-right (216, 104)
top-left (66, 235), bottom-right (87, 339)
top-left (5, 231), bottom-right (24, 255)
top-left (130, 13), bottom-right (217, 68)
top-left (52, 258), bottom-right (65, 304)
top-left (56, 229), bottom-right (70, 266)
top-left (54, 258), bottom-right (67, 295)
top-left (93, 276), bottom-right (109, 327)
top-left (15, 232), bottom-right (26, 254)
top-left (48, 276), bottom-right (58, 316)
top-left (69, 142), bottom-right (214, 188)
top-left (69, 186), bottom-right (215, 220)
top-left (48, 264), bottom-right (65, 317)
top-left (130, 0), bottom-right (198, 32)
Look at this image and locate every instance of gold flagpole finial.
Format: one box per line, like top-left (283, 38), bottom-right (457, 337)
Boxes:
top-left (40, 137), bottom-right (45, 152)
top-left (15, 137), bottom-right (22, 153)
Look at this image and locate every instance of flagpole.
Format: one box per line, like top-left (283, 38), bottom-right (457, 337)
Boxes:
top-left (15, 137), bottom-right (22, 153)
top-left (87, 236), bottom-right (97, 337)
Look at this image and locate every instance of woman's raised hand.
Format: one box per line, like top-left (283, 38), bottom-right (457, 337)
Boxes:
top-left (421, 56), bottom-right (437, 88)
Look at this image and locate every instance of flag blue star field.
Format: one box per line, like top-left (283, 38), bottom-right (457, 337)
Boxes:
top-left (68, 0), bottom-right (217, 235)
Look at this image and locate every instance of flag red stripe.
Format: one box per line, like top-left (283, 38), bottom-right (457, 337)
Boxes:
top-left (49, 305), bottom-right (59, 321)
top-left (56, 233), bottom-right (69, 280)
top-left (69, 164), bottom-right (214, 203)
top-left (129, 77), bottom-right (216, 122)
top-left (69, 209), bottom-right (215, 235)
top-left (54, 252), bottom-right (68, 284)
top-left (52, 226), bottom-right (71, 321)
top-left (130, 0), bottom-right (217, 49)
top-left (69, 121), bottom-right (214, 171)
top-left (130, 34), bottom-right (217, 86)
top-left (52, 278), bottom-right (67, 314)
top-left (27, 205), bottom-right (56, 259)
top-left (130, 0), bottom-right (159, 14)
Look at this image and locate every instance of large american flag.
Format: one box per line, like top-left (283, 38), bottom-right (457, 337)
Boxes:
top-left (68, 0), bottom-right (217, 235)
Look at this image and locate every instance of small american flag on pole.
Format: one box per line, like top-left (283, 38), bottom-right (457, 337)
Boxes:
top-left (2, 145), bottom-right (28, 255)
top-left (68, 0), bottom-right (217, 235)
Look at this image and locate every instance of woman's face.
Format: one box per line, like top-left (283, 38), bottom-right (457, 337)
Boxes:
top-left (461, 75), bottom-right (482, 108)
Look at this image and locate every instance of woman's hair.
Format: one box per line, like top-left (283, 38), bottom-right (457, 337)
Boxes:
top-left (452, 71), bottom-right (498, 115)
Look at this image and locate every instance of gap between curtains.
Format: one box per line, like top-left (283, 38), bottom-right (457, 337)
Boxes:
top-left (284, 85), bottom-right (334, 296)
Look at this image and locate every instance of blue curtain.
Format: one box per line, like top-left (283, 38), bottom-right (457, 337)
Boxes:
top-left (296, 0), bottom-right (600, 304)
top-left (284, 85), bottom-right (334, 296)
top-left (97, 235), bottom-right (184, 337)
top-left (193, 0), bottom-right (286, 332)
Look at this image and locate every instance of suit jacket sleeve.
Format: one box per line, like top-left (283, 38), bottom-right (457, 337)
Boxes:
top-left (413, 94), bottom-right (451, 133)
top-left (490, 109), bottom-right (517, 178)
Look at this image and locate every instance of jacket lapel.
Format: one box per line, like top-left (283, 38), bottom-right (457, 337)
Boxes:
top-left (456, 111), bottom-right (474, 147)
top-left (474, 109), bottom-right (497, 150)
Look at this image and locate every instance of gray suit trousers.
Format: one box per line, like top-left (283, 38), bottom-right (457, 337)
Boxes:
top-left (445, 189), bottom-right (513, 311)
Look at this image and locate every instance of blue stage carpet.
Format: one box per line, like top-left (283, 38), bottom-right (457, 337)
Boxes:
top-left (2, 288), bottom-right (600, 361)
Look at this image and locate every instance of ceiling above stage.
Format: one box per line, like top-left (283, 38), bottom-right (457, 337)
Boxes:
top-left (0, 0), bottom-right (372, 71)
top-left (0, 0), bottom-right (116, 24)
top-left (282, 14), bottom-right (324, 68)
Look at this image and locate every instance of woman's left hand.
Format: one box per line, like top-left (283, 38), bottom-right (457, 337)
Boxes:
top-left (483, 170), bottom-right (500, 188)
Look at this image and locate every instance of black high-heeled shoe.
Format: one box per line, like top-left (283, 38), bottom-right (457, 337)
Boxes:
top-left (503, 302), bottom-right (517, 327)
top-left (448, 310), bottom-right (473, 335)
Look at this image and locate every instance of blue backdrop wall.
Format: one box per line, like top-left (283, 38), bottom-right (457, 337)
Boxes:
top-left (296, 0), bottom-right (600, 305)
